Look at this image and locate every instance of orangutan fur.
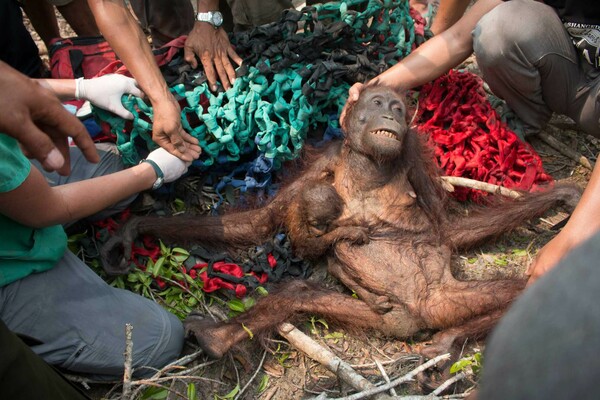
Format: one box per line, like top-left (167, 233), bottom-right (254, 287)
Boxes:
top-left (102, 86), bottom-right (581, 359)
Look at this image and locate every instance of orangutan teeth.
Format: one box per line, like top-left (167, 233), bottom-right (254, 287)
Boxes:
top-left (371, 130), bottom-right (398, 140)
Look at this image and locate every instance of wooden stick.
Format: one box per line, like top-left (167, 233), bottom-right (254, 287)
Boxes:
top-left (277, 322), bottom-right (375, 392)
top-left (375, 359), bottom-right (397, 396)
top-left (431, 372), bottom-right (467, 396)
top-left (440, 176), bottom-right (521, 199)
top-left (321, 353), bottom-right (451, 400)
top-left (121, 323), bottom-right (134, 400)
top-left (538, 129), bottom-right (594, 170)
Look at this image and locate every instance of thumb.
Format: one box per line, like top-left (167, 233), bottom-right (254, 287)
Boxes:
top-left (125, 80), bottom-right (144, 98)
top-left (184, 47), bottom-right (198, 69)
top-left (109, 104), bottom-right (135, 120)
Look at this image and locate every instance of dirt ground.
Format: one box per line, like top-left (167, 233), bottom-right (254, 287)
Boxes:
top-left (23, 6), bottom-right (599, 400)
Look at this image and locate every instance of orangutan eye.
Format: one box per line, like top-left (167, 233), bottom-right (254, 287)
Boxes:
top-left (373, 99), bottom-right (382, 106)
top-left (393, 106), bottom-right (404, 115)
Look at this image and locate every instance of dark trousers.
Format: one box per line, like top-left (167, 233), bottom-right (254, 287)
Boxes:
top-left (480, 230), bottom-right (600, 399)
top-left (0, 0), bottom-right (43, 77)
top-left (0, 319), bottom-right (89, 400)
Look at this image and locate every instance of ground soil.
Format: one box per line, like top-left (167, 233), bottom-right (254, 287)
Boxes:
top-left (23, 7), bottom-right (599, 400)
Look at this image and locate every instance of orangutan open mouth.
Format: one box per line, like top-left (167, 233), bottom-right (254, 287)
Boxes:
top-left (370, 129), bottom-right (399, 141)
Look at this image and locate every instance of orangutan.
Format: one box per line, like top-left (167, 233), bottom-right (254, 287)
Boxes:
top-left (102, 86), bottom-right (580, 359)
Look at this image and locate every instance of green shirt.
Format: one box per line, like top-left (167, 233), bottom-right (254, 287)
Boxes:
top-left (0, 134), bottom-right (67, 287)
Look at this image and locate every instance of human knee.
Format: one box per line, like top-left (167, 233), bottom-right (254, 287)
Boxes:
top-left (474, 0), bottom-right (557, 67)
top-left (134, 309), bottom-right (184, 377)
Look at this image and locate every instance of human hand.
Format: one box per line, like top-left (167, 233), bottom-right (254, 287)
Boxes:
top-left (78, 74), bottom-right (145, 119)
top-left (0, 61), bottom-right (99, 175)
top-left (146, 147), bottom-right (191, 183)
top-left (184, 22), bottom-right (243, 92)
top-left (526, 232), bottom-right (575, 286)
top-left (339, 82), bottom-right (365, 128)
top-left (151, 95), bottom-right (201, 162)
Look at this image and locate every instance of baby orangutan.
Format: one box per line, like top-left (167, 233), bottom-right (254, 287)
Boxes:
top-left (103, 86), bottom-right (580, 361)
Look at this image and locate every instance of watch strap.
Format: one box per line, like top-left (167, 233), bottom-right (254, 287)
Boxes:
top-left (141, 159), bottom-right (164, 190)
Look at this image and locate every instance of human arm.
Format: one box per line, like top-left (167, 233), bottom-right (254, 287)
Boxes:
top-left (184, 0), bottom-right (243, 92)
top-left (0, 61), bottom-right (99, 175)
top-left (87, 0), bottom-right (201, 161)
top-left (341, 0), bottom-right (502, 126)
top-left (429, 0), bottom-right (472, 35)
top-left (0, 147), bottom-right (189, 228)
top-left (527, 164), bottom-right (600, 285)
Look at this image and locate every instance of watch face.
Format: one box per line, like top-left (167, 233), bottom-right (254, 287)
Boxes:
top-left (153, 176), bottom-right (164, 190)
top-left (212, 11), bottom-right (224, 27)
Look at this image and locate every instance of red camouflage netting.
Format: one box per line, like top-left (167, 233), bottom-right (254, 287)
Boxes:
top-left (415, 70), bottom-right (553, 202)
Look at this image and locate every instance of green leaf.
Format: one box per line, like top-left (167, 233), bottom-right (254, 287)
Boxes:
top-left (450, 358), bottom-right (471, 374)
top-left (512, 249), bottom-right (528, 257)
top-left (494, 258), bottom-right (509, 266)
top-left (228, 299), bottom-right (246, 313)
top-left (324, 331), bottom-right (345, 340)
top-left (314, 318), bottom-right (329, 330)
top-left (214, 385), bottom-right (240, 400)
top-left (173, 247), bottom-right (190, 256)
top-left (173, 254), bottom-right (190, 263)
top-left (256, 286), bottom-right (269, 296)
top-left (159, 240), bottom-right (169, 255)
top-left (243, 297), bottom-right (256, 309)
top-left (172, 198), bottom-right (186, 213)
top-left (187, 296), bottom-right (199, 307)
top-left (187, 383), bottom-right (196, 400)
top-left (152, 257), bottom-right (165, 276)
top-left (141, 386), bottom-right (169, 399)
top-left (257, 375), bottom-right (269, 393)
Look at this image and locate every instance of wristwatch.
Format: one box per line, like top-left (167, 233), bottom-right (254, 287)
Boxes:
top-left (141, 159), bottom-right (164, 190)
top-left (196, 11), bottom-right (224, 28)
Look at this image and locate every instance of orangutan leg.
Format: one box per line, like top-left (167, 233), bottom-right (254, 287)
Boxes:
top-left (185, 280), bottom-right (420, 358)
top-left (417, 278), bottom-right (525, 357)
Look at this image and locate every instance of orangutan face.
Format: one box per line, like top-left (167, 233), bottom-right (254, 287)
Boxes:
top-left (345, 86), bottom-right (408, 161)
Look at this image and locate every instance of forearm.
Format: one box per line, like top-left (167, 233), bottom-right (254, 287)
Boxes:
top-left (374, 0), bottom-right (501, 91)
top-left (560, 164), bottom-right (600, 245)
top-left (0, 162), bottom-right (156, 228)
top-left (87, 0), bottom-right (170, 106)
top-left (196, 0), bottom-right (219, 12)
top-left (37, 79), bottom-right (76, 100)
top-left (430, 0), bottom-right (472, 35)
top-left (51, 162), bottom-right (156, 224)
top-left (373, 30), bottom-right (472, 92)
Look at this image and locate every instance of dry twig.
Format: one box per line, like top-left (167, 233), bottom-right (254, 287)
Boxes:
top-left (375, 359), bottom-right (397, 397)
top-left (277, 322), bottom-right (375, 392)
top-left (431, 372), bottom-right (468, 396)
top-left (122, 324), bottom-right (134, 400)
top-left (312, 353), bottom-right (451, 400)
top-left (538, 128), bottom-right (594, 170)
top-left (441, 176), bottom-right (521, 199)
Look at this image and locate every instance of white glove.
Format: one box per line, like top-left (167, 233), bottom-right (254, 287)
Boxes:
top-left (146, 147), bottom-right (192, 183)
top-left (77, 74), bottom-right (144, 120)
